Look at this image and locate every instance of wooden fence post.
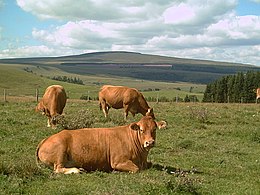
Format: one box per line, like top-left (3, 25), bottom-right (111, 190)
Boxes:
top-left (4, 89), bottom-right (6, 102)
top-left (36, 89), bottom-right (39, 102)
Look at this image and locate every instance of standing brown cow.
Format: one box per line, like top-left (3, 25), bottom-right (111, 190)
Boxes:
top-left (36, 85), bottom-right (67, 128)
top-left (99, 85), bottom-right (154, 119)
top-left (256, 88), bottom-right (260, 103)
top-left (36, 116), bottom-right (166, 174)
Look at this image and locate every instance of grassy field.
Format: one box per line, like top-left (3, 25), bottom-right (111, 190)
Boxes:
top-left (0, 99), bottom-right (259, 194)
top-left (0, 63), bottom-right (205, 101)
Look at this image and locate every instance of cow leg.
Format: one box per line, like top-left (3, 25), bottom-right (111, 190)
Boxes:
top-left (50, 116), bottom-right (58, 129)
top-left (53, 149), bottom-right (83, 174)
top-left (103, 108), bottom-right (109, 118)
top-left (131, 112), bottom-right (136, 117)
top-left (124, 112), bottom-right (128, 120)
top-left (123, 105), bottom-right (130, 120)
top-left (47, 117), bottom-right (51, 127)
top-left (100, 101), bottom-right (109, 118)
top-left (112, 160), bottom-right (139, 173)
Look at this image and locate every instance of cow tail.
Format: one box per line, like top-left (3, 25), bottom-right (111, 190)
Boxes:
top-left (35, 138), bottom-right (47, 169)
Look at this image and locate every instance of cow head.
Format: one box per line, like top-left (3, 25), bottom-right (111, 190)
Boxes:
top-left (130, 116), bottom-right (166, 150)
top-left (145, 108), bottom-right (155, 119)
top-left (35, 102), bottom-right (46, 115)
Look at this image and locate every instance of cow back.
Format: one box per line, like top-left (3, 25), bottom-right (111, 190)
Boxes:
top-left (42, 85), bottom-right (67, 115)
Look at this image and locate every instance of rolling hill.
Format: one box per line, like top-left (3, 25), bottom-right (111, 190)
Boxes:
top-left (1, 51), bottom-right (259, 84)
top-left (0, 62), bottom-right (205, 101)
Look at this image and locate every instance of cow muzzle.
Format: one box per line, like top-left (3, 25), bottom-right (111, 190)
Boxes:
top-left (144, 139), bottom-right (155, 149)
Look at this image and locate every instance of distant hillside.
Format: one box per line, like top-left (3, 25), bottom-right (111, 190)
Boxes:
top-left (1, 51), bottom-right (259, 84)
top-left (0, 64), bottom-right (91, 99)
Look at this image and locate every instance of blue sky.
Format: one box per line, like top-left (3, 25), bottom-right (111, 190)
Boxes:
top-left (0, 0), bottom-right (259, 66)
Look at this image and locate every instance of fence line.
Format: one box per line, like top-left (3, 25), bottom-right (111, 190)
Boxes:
top-left (6, 88), bottom-right (256, 104)
top-left (2, 89), bottom-right (40, 102)
top-left (4, 89), bottom-right (6, 102)
top-left (36, 89), bottom-right (39, 102)
top-left (2, 88), bottom-right (197, 103)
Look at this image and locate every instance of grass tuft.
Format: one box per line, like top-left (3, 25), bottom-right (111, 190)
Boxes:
top-left (57, 109), bottom-right (95, 129)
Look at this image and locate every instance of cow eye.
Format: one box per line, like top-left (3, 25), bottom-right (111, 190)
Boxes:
top-left (140, 129), bottom-right (144, 133)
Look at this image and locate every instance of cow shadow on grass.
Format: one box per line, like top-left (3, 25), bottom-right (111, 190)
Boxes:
top-left (151, 163), bottom-right (203, 176)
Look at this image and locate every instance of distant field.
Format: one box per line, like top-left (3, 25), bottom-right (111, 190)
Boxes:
top-left (0, 100), bottom-right (259, 194)
top-left (0, 64), bottom-right (205, 101)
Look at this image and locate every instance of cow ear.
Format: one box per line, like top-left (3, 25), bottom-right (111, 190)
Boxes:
top-left (130, 123), bottom-right (140, 131)
top-left (156, 120), bottom-right (167, 129)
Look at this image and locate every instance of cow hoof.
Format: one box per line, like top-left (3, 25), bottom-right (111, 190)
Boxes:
top-left (79, 168), bottom-right (85, 173)
top-left (64, 168), bottom-right (82, 174)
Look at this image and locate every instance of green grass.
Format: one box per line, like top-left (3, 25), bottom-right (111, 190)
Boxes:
top-left (0, 64), bottom-right (91, 99)
top-left (0, 100), bottom-right (259, 194)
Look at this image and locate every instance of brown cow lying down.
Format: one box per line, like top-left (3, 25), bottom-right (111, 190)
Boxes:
top-left (36, 116), bottom-right (166, 174)
top-left (36, 85), bottom-right (67, 128)
top-left (99, 85), bottom-right (155, 119)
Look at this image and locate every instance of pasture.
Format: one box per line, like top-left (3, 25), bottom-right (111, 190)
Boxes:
top-left (0, 99), bottom-right (259, 194)
top-left (0, 63), bottom-right (205, 101)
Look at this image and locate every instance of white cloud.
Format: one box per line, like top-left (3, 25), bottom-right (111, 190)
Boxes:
top-left (207, 15), bottom-right (260, 44)
top-left (16, 0), bottom-right (167, 21)
top-left (0, 45), bottom-right (63, 58)
top-left (0, 0), bottom-right (257, 65)
top-left (32, 20), bottom-right (121, 50)
top-left (163, 3), bottom-right (195, 25)
top-left (163, 0), bottom-right (236, 25)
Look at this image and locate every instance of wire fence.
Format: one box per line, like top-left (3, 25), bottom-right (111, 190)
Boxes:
top-left (2, 88), bottom-right (257, 104)
top-left (1, 88), bottom-right (200, 104)
top-left (1, 89), bottom-right (40, 102)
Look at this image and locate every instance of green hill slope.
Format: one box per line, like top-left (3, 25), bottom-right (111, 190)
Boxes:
top-left (0, 64), bottom-right (93, 99)
top-left (0, 63), bottom-right (205, 101)
top-left (1, 51), bottom-right (259, 84)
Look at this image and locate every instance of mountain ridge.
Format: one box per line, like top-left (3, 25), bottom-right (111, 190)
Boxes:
top-left (0, 51), bottom-right (255, 66)
top-left (1, 51), bottom-right (259, 84)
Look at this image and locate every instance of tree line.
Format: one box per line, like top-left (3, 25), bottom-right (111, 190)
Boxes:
top-left (203, 71), bottom-right (260, 103)
top-left (51, 76), bottom-right (84, 85)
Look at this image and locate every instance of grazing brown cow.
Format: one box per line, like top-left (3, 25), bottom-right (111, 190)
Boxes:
top-left (36, 116), bottom-right (166, 174)
top-left (99, 85), bottom-right (154, 119)
top-left (256, 88), bottom-right (260, 103)
top-left (36, 85), bottom-right (67, 128)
